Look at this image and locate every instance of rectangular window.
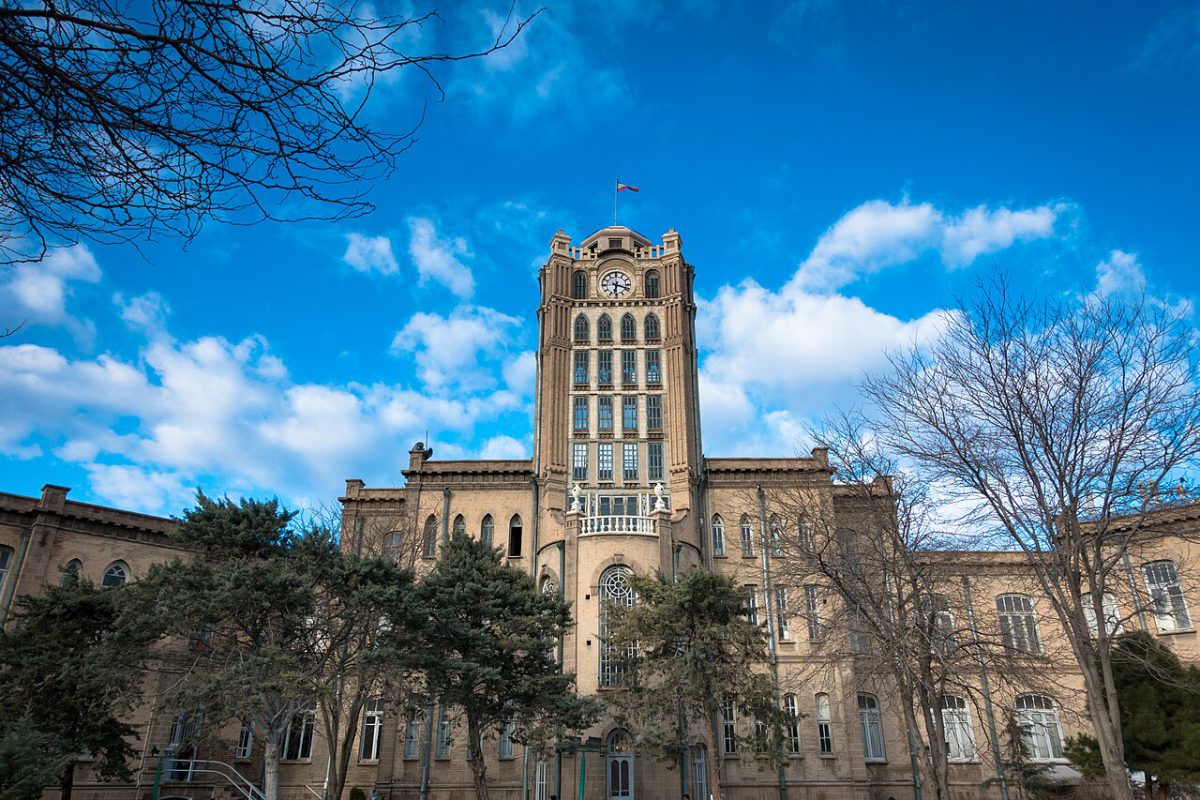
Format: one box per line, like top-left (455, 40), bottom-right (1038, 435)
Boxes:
top-left (623, 444), bottom-right (639, 481)
top-left (646, 395), bottom-right (663, 431)
top-left (646, 350), bottom-right (661, 384)
top-left (535, 760), bottom-right (548, 800)
top-left (858, 695), bottom-right (886, 761)
top-left (283, 707), bottom-right (315, 760)
top-left (235, 725), bottom-right (253, 760)
top-left (997, 594), bottom-right (1041, 654)
top-left (1143, 561), bottom-right (1191, 632)
top-left (746, 587), bottom-right (759, 626)
top-left (1082, 592), bottom-right (1123, 639)
top-left (598, 350), bottom-right (613, 384)
top-left (598, 396), bottom-right (613, 431)
top-left (941, 696), bottom-right (977, 762)
top-left (849, 606), bottom-right (870, 654)
top-left (622, 396), bottom-right (638, 432)
top-left (804, 585), bottom-right (821, 641)
top-left (621, 350), bottom-right (637, 384)
top-left (721, 701), bottom-right (737, 755)
top-left (784, 695), bottom-right (801, 755)
top-left (598, 443), bottom-right (614, 481)
top-left (573, 443), bottom-right (588, 481)
top-left (0, 546), bottom-right (12, 594)
top-left (816, 693), bottom-right (833, 754)
top-left (403, 710), bottom-right (423, 759)
top-left (498, 722), bottom-right (516, 760)
top-left (647, 442), bottom-right (664, 482)
top-left (435, 706), bottom-right (452, 758)
top-left (573, 396), bottom-right (588, 433)
top-left (360, 699), bottom-right (384, 761)
top-left (573, 350), bottom-right (588, 386)
top-left (776, 587), bottom-right (790, 640)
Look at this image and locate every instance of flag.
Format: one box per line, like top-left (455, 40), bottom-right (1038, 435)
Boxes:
top-left (616, 183), bottom-right (639, 192)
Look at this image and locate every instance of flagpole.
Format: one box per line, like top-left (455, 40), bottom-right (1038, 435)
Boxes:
top-left (613, 178), bottom-right (618, 225)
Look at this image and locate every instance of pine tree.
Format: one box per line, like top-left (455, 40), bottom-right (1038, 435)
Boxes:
top-left (413, 533), bottom-right (599, 800)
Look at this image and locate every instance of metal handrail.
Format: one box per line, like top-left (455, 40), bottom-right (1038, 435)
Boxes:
top-left (184, 761), bottom-right (266, 800)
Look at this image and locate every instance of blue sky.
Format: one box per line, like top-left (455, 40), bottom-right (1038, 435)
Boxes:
top-left (2, 0), bottom-right (1199, 515)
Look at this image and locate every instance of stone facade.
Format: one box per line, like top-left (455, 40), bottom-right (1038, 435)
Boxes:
top-left (2, 225), bottom-right (1198, 800)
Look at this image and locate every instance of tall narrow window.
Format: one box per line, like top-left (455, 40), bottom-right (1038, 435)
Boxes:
top-left (646, 396), bottom-right (663, 432)
top-left (598, 396), bottom-right (614, 431)
top-left (0, 546), bottom-right (13, 594)
top-left (284, 705), bottom-right (315, 760)
top-left (996, 594), bottom-right (1041, 654)
top-left (804, 585), bottom-right (821, 641)
top-left (535, 760), bottom-right (549, 800)
top-left (647, 442), bottom-right (664, 482)
top-left (621, 350), bottom-right (637, 384)
top-left (721, 701), bottom-right (738, 754)
top-left (927, 594), bottom-right (956, 655)
top-left (1015, 694), bottom-right (1064, 761)
top-left (498, 721), bottom-right (516, 759)
top-left (574, 396), bottom-right (589, 432)
top-left (102, 561), bottom-right (128, 588)
top-left (574, 350), bottom-right (589, 386)
top-left (620, 313), bottom-right (636, 343)
top-left (598, 443), bottom-right (614, 481)
top-left (645, 270), bottom-right (660, 299)
top-left (598, 350), bottom-right (613, 384)
top-left (1143, 560), bottom-right (1191, 631)
top-left (783, 694), bottom-right (801, 754)
top-left (770, 515), bottom-right (783, 556)
top-left (573, 443), bottom-right (588, 481)
top-left (644, 313), bottom-right (660, 342)
top-left (816, 693), bottom-right (833, 754)
top-left (360, 698), bottom-right (384, 760)
top-left (622, 444), bottom-right (639, 481)
top-left (797, 516), bottom-right (812, 552)
top-left (435, 706), bottom-right (452, 758)
top-left (712, 514), bottom-right (726, 557)
top-left (403, 709), bottom-right (424, 759)
top-left (857, 694), bottom-right (885, 761)
top-left (236, 724), bottom-right (254, 760)
top-left (60, 558), bottom-right (82, 586)
top-left (746, 586), bottom-right (759, 625)
top-left (776, 587), bottom-right (790, 640)
top-left (481, 515), bottom-right (494, 548)
top-left (941, 695), bottom-right (976, 761)
top-left (508, 515), bottom-right (523, 558)
top-left (622, 396), bottom-right (638, 432)
top-left (422, 515), bottom-right (437, 559)
top-left (645, 350), bottom-right (661, 384)
top-left (691, 746), bottom-right (707, 800)
top-left (599, 566), bottom-right (636, 687)
top-left (572, 270), bottom-right (588, 299)
top-left (1081, 592), bottom-right (1123, 638)
top-left (740, 515), bottom-right (754, 557)
top-left (573, 314), bottom-right (589, 343)
top-left (598, 314), bottom-right (612, 342)
top-left (452, 515), bottom-right (465, 538)
top-left (837, 529), bottom-right (860, 572)
top-left (849, 606), bottom-right (870, 654)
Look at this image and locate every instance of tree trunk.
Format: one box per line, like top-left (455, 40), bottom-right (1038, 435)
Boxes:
top-left (59, 759), bottom-right (75, 800)
top-left (466, 715), bottom-right (490, 800)
top-left (1077, 652), bottom-right (1131, 800)
top-left (263, 733), bottom-right (282, 800)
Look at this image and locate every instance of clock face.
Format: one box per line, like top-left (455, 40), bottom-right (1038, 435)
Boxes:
top-left (600, 271), bottom-right (632, 298)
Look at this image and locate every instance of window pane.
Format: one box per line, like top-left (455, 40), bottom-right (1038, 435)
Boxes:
top-left (623, 444), bottom-right (639, 481)
top-left (648, 442), bottom-right (664, 482)
top-left (622, 397), bottom-right (638, 432)
top-left (574, 397), bottom-right (589, 432)
top-left (646, 350), bottom-right (661, 384)
top-left (598, 396), bottom-right (613, 430)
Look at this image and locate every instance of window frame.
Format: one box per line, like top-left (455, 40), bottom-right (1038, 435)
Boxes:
top-left (1142, 560), bottom-right (1191, 632)
top-left (740, 515), bottom-right (754, 557)
top-left (644, 313), bottom-right (660, 342)
top-left (711, 514), bottom-right (726, 557)
top-left (940, 695), bottom-right (977, 762)
top-left (645, 270), bottom-right (660, 299)
top-left (572, 270), bottom-right (588, 300)
top-left (996, 593), bottom-right (1041, 655)
top-left (573, 314), bottom-right (589, 343)
top-left (422, 515), bottom-right (437, 559)
top-left (1015, 694), bottom-right (1065, 762)
top-left (857, 693), bottom-right (886, 762)
top-left (620, 313), bottom-right (636, 343)
top-left (508, 515), bottom-right (523, 558)
top-left (359, 698), bottom-right (384, 761)
top-left (101, 561), bottom-right (129, 588)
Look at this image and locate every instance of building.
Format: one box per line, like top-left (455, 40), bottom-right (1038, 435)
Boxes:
top-left (2, 224), bottom-right (1198, 800)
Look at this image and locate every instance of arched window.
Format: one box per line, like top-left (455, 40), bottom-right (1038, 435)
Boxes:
top-left (508, 514), bottom-right (523, 558)
top-left (691, 745), bottom-right (707, 800)
top-left (620, 313), bottom-right (636, 343)
top-left (599, 566), bottom-right (635, 687)
top-left (644, 269), bottom-right (660, 299)
top-left (101, 561), bottom-right (128, 588)
top-left (1015, 694), bottom-right (1064, 761)
top-left (60, 558), bottom-right (82, 586)
top-left (815, 693), bottom-right (833, 753)
top-left (740, 515), bottom-right (754, 557)
top-left (597, 314), bottom-right (613, 342)
top-left (643, 313), bottom-right (660, 342)
top-left (422, 516), bottom-right (437, 559)
top-left (996, 594), bottom-right (1040, 654)
top-left (857, 693), bottom-right (885, 761)
top-left (1143, 559), bottom-right (1191, 631)
top-left (941, 695), bottom-right (976, 761)
top-left (769, 515), bottom-right (782, 556)
top-left (606, 729), bottom-right (633, 800)
top-left (783, 694), bottom-right (801, 754)
top-left (574, 314), bottom-right (590, 343)
top-left (481, 515), bottom-right (494, 548)
top-left (452, 514), bottom-right (466, 538)
top-left (711, 514), bottom-right (726, 557)
top-left (572, 270), bottom-right (588, 299)
top-left (383, 531), bottom-right (404, 552)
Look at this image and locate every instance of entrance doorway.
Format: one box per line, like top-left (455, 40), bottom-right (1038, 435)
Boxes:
top-left (606, 729), bottom-right (633, 800)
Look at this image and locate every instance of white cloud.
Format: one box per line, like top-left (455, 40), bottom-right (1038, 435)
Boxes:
top-left (84, 463), bottom-right (195, 513)
top-left (1095, 250), bottom-right (1147, 297)
top-left (343, 233), bottom-right (400, 275)
top-left (790, 199), bottom-right (1064, 291)
top-left (407, 217), bottom-right (475, 298)
top-left (2, 244), bottom-right (102, 346)
top-left (391, 305), bottom-right (520, 390)
top-left (115, 291), bottom-right (171, 335)
top-left (479, 434), bottom-right (528, 459)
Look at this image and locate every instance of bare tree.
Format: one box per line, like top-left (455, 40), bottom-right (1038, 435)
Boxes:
top-left (863, 278), bottom-right (1200, 800)
top-left (0, 0), bottom-right (538, 263)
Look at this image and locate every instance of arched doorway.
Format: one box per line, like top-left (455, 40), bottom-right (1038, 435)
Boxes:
top-left (606, 729), bottom-right (634, 800)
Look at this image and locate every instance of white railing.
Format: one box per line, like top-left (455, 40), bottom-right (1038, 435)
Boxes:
top-left (580, 515), bottom-right (656, 535)
top-left (183, 761), bottom-right (265, 800)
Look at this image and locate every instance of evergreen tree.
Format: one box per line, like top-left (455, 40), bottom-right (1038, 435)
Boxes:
top-left (0, 577), bottom-right (158, 800)
top-left (603, 569), bottom-right (781, 800)
top-left (413, 533), bottom-right (599, 800)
